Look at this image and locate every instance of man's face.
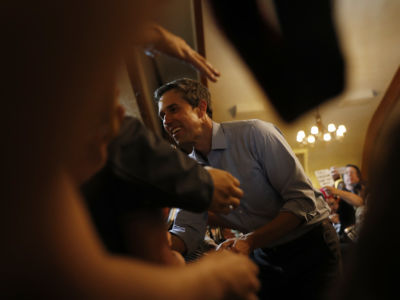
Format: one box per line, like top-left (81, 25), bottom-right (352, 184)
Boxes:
top-left (158, 90), bottom-right (203, 146)
top-left (344, 166), bottom-right (360, 186)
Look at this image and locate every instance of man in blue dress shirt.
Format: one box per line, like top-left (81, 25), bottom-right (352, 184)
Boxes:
top-left (155, 78), bottom-right (342, 300)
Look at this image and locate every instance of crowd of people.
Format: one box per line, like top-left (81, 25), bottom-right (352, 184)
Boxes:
top-left (2, 2), bottom-right (260, 299)
top-left (320, 165), bottom-right (368, 260)
top-left (2, 1), bottom-right (399, 300)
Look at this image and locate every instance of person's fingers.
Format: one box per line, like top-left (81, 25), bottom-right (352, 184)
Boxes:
top-left (216, 240), bottom-right (235, 251)
top-left (215, 196), bottom-right (240, 215)
top-left (228, 197), bottom-right (240, 209)
top-left (190, 51), bottom-right (220, 82)
top-left (230, 185), bottom-right (244, 199)
top-left (229, 174), bottom-right (240, 187)
top-left (204, 60), bottom-right (220, 77)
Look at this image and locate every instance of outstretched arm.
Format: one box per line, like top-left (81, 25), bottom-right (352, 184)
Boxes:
top-left (138, 23), bottom-right (220, 82)
top-left (323, 185), bottom-right (364, 207)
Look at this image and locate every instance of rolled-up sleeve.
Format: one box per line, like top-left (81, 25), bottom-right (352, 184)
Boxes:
top-left (169, 209), bottom-right (208, 255)
top-left (251, 120), bottom-right (325, 222)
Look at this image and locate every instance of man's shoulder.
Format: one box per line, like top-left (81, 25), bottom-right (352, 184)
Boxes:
top-left (220, 119), bottom-right (276, 131)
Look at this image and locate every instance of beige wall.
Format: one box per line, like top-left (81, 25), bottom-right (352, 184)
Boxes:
top-left (202, 0), bottom-right (400, 188)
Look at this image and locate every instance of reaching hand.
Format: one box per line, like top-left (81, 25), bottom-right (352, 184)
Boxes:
top-left (194, 250), bottom-right (260, 300)
top-left (330, 167), bottom-right (341, 181)
top-left (144, 24), bottom-right (221, 82)
top-left (205, 167), bottom-right (243, 214)
top-left (323, 185), bottom-right (337, 196)
top-left (217, 234), bottom-right (254, 256)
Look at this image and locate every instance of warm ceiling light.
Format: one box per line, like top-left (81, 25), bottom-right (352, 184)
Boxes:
top-left (297, 130), bottom-right (305, 139)
top-left (307, 135), bottom-right (316, 143)
top-left (327, 123), bottom-right (336, 132)
top-left (296, 108), bottom-right (347, 146)
top-left (323, 133), bottom-right (332, 141)
top-left (310, 126), bottom-right (319, 135)
top-left (297, 130), bottom-right (305, 142)
top-left (338, 125), bottom-right (346, 133)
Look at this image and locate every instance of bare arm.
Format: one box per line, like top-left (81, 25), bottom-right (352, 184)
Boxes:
top-left (323, 185), bottom-right (364, 207)
top-left (137, 23), bottom-right (220, 82)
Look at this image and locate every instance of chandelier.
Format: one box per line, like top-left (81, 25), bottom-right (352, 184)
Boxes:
top-left (296, 110), bottom-right (346, 145)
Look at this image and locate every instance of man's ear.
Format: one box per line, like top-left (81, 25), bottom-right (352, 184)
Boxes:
top-left (197, 99), bottom-right (208, 118)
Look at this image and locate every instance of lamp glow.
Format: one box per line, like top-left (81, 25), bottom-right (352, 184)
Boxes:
top-left (297, 130), bottom-right (305, 139)
top-left (296, 109), bottom-right (346, 145)
top-left (338, 125), bottom-right (346, 133)
top-left (307, 135), bottom-right (316, 143)
top-left (311, 126), bottom-right (319, 135)
top-left (323, 133), bottom-right (332, 141)
top-left (327, 123), bottom-right (336, 132)
top-left (336, 129), bottom-right (344, 137)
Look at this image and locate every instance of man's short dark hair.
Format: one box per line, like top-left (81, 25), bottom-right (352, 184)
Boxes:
top-left (154, 78), bottom-right (213, 118)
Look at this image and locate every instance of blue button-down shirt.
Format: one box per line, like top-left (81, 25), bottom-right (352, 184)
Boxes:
top-left (170, 119), bottom-right (330, 254)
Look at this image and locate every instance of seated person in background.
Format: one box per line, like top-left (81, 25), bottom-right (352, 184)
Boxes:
top-left (155, 78), bottom-right (341, 300)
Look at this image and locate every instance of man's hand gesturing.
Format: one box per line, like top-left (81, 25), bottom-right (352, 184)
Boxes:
top-left (205, 167), bottom-right (243, 214)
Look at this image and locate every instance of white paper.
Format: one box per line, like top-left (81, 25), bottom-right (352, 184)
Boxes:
top-left (315, 169), bottom-right (335, 187)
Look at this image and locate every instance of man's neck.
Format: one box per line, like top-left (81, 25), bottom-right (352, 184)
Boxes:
top-left (194, 118), bottom-right (213, 158)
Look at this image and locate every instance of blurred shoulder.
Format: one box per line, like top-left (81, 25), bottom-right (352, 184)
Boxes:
top-left (220, 119), bottom-right (278, 134)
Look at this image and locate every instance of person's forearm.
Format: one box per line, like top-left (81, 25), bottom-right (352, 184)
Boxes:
top-left (129, 22), bottom-right (163, 46)
top-left (247, 211), bottom-right (303, 250)
top-left (336, 189), bottom-right (364, 207)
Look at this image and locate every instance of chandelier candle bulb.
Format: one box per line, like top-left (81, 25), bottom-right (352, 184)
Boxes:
top-left (323, 133), bottom-right (332, 141)
top-left (296, 131), bottom-right (305, 142)
top-left (338, 125), bottom-right (346, 133)
top-left (307, 135), bottom-right (316, 143)
top-left (327, 123), bottom-right (336, 132)
top-left (311, 126), bottom-right (319, 135)
top-left (296, 109), bottom-right (346, 145)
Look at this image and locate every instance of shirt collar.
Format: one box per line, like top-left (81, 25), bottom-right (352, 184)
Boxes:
top-left (190, 121), bottom-right (227, 163)
top-left (211, 121), bottom-right (227, 150)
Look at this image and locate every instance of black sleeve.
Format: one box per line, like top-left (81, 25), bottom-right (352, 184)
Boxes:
top-left (337, 201), bottom-right (356, 234)
top-left (104, 116), bottom-right (213, 212)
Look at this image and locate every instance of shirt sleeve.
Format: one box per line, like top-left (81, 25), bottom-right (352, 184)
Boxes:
top-left (106, 116), bottom-right (214, 212)
top-left (169, 209), bottom-right (208, 255)
top-left (250, 120), bottom-right (328, 222)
